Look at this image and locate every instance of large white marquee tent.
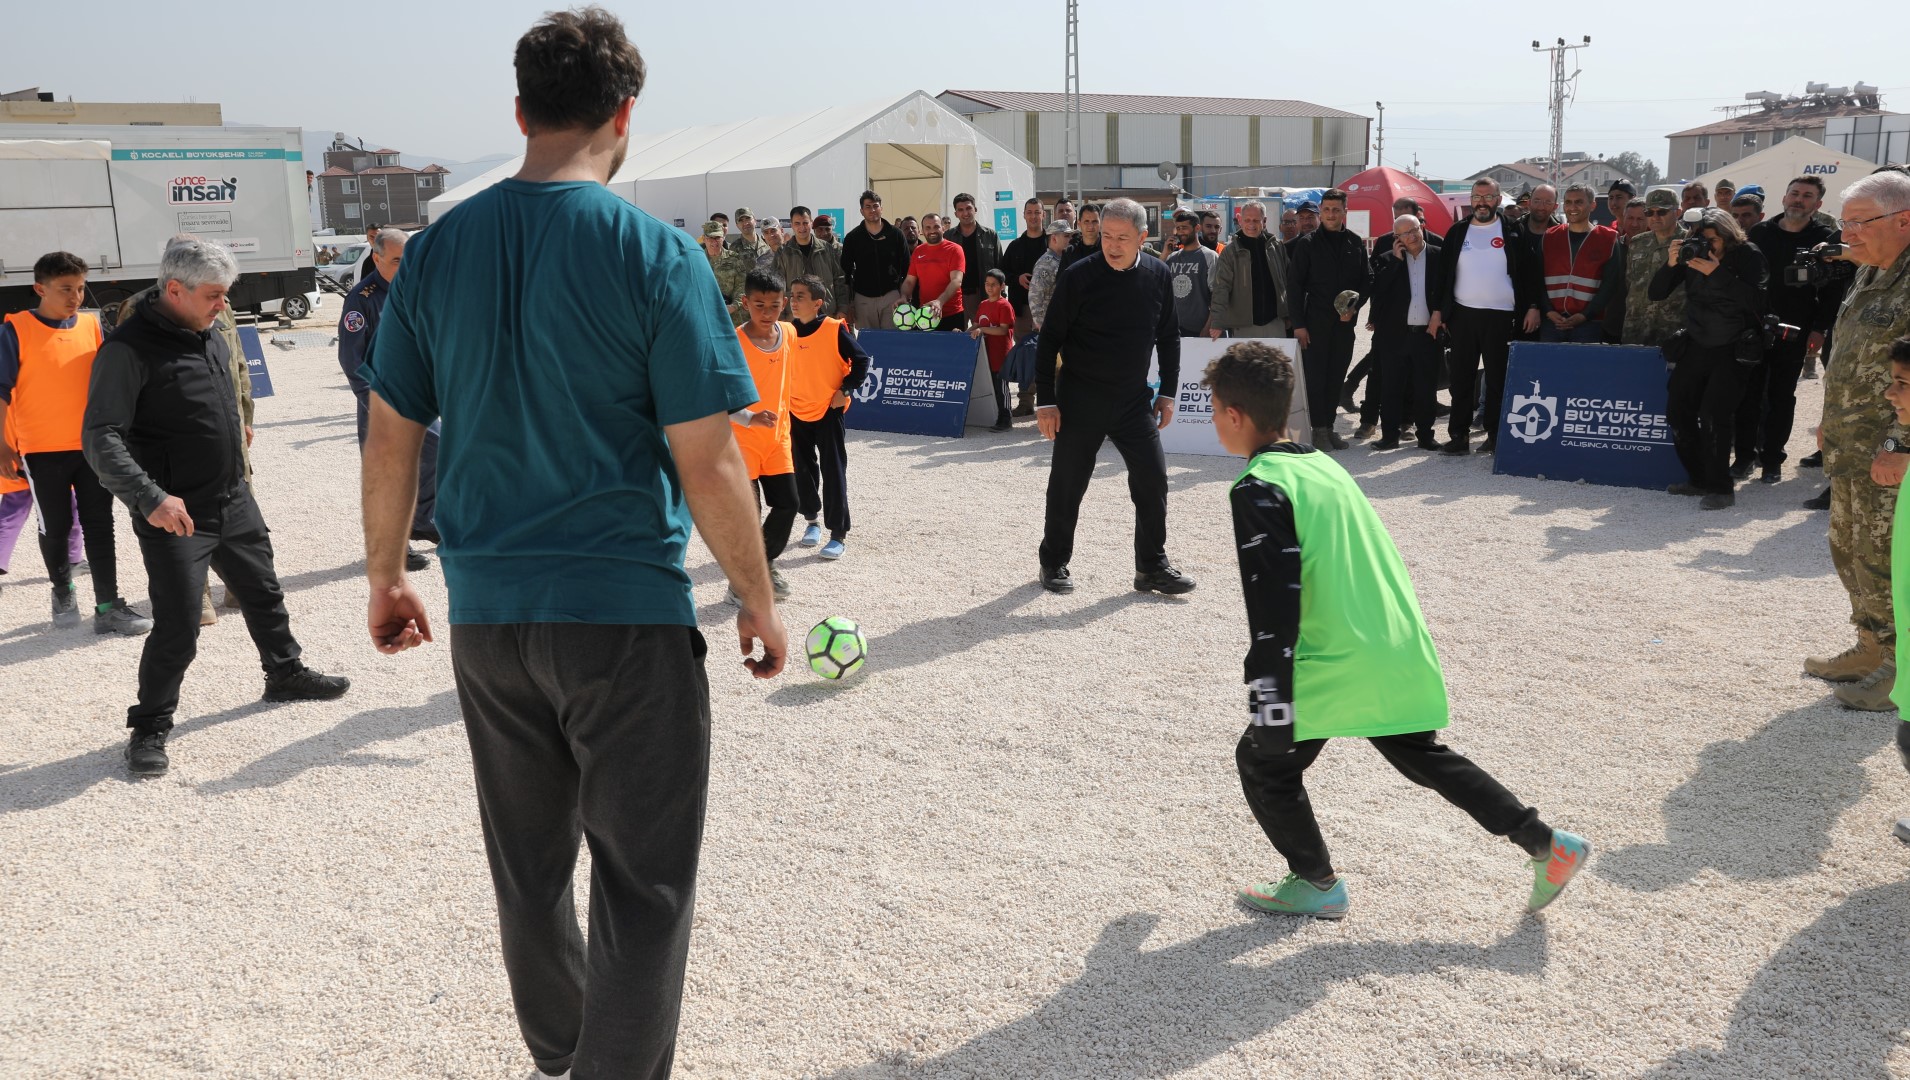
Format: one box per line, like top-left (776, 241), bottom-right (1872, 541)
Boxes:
top-left (1688, 137), bottom-right (1879, 216)
top-left (427, 91), bottom-right (1037, 235)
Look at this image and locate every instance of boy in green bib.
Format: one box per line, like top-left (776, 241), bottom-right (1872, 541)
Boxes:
top-left (1205, 340), bottom-right (1590, 918)
top-left (1880, 336), bottom-right (1910, 844)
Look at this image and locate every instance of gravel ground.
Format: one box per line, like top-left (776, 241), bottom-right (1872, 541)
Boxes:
top-left (2, 337), bottom-right (1904, 1080)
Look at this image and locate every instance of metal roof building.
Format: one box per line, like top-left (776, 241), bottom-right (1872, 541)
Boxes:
top-left (937, 90), bottom-right (1369, 196)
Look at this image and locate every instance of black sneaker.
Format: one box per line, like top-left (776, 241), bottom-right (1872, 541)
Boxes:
top-left (990, 417), bottom-right (1012, 432)
top-left (263, 666), bottom-right (352, 702)
top-left (406, 547), bottom-right (431, 572)
top-left (1804, 488), bottom-right (1831, 510)
top-left (1800, 451), bottom-right (1823, 468)
top-left (1700, 491), bottom-right (1736, 511)
top-left (1134, 566), bottom-right (1197, 595)
top-left (127, 731), bottom-right (169, 776)
top-left (1667, 482), bottom-right (1705, 496)
top-left (1760, 464), bottom-right (1782, 484)
top-left (1040, 564), bottom-right (1075, 594)
top-left (1373, 435), bottom-right (1401, 450)
top-left (1729, 459), bottom-right (1755, 481)
top-left (409, 526), bottom-right (442, 545)
top-left (1440, 439), bottom-right (1470, 456)
top-left (95, 598), bottom-right (154, 637)
top-left (51, 584), bottom-right (81, 628)
top-left (1475, 439), bottom-right (1497, 455)
top-left (1417, 436), bottom-right (1441, 451)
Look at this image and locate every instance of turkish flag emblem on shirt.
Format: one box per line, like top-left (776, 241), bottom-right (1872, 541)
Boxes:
top-left (1490, 237), bottom-right (1505, 249)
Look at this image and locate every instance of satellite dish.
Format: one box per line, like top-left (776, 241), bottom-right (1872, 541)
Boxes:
top-left (1157, 160), bottom-right (1179, 183)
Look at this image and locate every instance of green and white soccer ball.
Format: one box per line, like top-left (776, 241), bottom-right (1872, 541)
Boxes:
top-left (806, 616), bottom-right (868, 680)
top-left (891, 303), bottom-right (940, 331)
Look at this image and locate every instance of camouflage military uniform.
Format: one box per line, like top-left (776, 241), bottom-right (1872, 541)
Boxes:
top-left (725, 233), bottom-right (770, 265)
top-left (707, 245), bottom-right (753, 327)
top-left (1619, 228), bottom-right (1685, 348)
top-left (1821, 243), bottom-right (1910, 647)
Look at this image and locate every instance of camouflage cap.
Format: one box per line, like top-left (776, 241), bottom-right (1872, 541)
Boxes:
top-left (1333, 289), bottom-right (1361, 316)
top-left (701, 221), bottom-right (726, 238)
top-left (1644, 189), bottom-right (1678, 210)
top-left (733, 206), bottom-right (753, 221)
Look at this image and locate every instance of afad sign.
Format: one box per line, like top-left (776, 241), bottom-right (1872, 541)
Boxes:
top-left (169, 175), bottom-right (239, 205)
top-left (1801, 162), bottom-right (1841, 175)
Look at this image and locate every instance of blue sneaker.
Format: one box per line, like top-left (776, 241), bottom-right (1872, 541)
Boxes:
top-left (819, 538), bottom-right (846, 560)
top-left (1528, 830), bottom-right (1591, 912)
top-left (799, 522), bottom-right (822, 548)
top-left (1238, 874), bottom-right (1349, 919)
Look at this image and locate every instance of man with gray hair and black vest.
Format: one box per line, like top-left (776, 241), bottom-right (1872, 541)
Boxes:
top-left (1034, 197), bottom-right (1194, 597)
top-left (84, 236), bottom-right (351, 777)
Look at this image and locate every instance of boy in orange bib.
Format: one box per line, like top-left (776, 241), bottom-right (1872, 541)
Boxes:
top-left (0, 252), bottom-right (149, 634)
top-left (732, 269), bottom-right (800, 600)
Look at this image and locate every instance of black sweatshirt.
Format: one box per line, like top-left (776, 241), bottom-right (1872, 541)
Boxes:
top-left (1034, 252), bottom-right (1180, 408)
top-left (1648, 242), bottom-right (1767, 348)
top-left (1747, 218), bottom-right (1843, 332)
top-left (839, 220), bottom-right (909, 299)
top-left (1231, 441), bottom-right (1309, 713)
top-left (1286, 226), bottom-right (1371, 327)
top-left (792, 315), bottom-right (872, 393)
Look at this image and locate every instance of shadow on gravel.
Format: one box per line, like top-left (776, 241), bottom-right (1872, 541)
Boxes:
top-left (763, 586), bottom-right (1151, 705)
top-left (814, 912), bottom-right (1548, 1079)
top-left (195, 689), bottom-right (460, 795)
top-left (1641, 882), bottom-right (1910, 1079)
top-left (1600, 704), bottom-right (1891, 890)
top-left (0, 699), bottom-right (274, 814)
top-left (253, 413), bottom-right (355, 430)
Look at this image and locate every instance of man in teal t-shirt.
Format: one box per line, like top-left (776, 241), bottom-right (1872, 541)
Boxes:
top-left (356, 10), bottom-right (788, 1078)
top-left (1201, 339), bottom-right (1590, 921)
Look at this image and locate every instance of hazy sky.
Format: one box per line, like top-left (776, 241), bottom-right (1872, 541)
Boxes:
top-left (4, 0), bottom-right (1902, 181)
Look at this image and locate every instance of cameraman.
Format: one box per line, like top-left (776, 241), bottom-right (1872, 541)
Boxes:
top-left (1806, 169), bottom-right (1910, 711)
top-left (1735, 175), bottom-right (1844, 484)
top-left (1649, 208), bottom-right (1768, 510)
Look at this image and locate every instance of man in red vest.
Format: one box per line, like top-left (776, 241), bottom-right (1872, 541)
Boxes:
top-left (1539, 183), bottom-right (1621, 343)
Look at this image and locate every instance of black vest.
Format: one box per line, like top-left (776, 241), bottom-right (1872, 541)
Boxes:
top-left (106, 295), bottom-right (246, 513)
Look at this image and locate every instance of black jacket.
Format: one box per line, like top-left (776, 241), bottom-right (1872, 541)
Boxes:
top-left (839, 220), bottom-right (910, 298)
top-left (1286, 226), bottom-right (1370, 327)
top-left (1649, 241), bottom-right (1768, 349)
top-left (1433, 213), bottom-right (1544, 321)
top-left (950, 222), bottom-right (1001, 295)
top-left (83, 293), bottom-right (247, 520)
top-left (1368, 238), bottom-right (1446, 330)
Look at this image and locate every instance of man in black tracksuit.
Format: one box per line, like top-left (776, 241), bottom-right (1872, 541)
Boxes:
top-left (1034, 199), bottom-right (1194, 597)
top-left (83, 239), bottom-right (350, 777)
top-left (1285, 189), bottom-right (1370, 449)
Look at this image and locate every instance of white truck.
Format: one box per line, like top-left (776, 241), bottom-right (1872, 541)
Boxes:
top-left (0, 124), bottom-right (316, 323)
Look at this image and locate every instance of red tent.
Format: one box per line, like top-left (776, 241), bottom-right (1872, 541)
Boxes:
top-left (1338, 166), bottom-right (1454, 241)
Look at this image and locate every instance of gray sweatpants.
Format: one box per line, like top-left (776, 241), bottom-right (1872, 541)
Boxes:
top-left (451, 623), bottom-right (711, 1080)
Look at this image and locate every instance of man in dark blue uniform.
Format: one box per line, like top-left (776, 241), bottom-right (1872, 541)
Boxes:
top-left (338, 229), bottom-right (438, 571)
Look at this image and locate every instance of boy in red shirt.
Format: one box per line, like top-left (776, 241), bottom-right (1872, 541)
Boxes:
top-left (970, 269), bottom-right (1016, 431)
top-left (902, 213), bottom-right (967, 331)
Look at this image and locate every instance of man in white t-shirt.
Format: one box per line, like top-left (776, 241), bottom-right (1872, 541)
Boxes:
top-left (1429, 177), bottom-right (1541, 455)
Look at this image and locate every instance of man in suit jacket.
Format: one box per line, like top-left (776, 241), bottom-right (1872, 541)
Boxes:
top-left (1367, 214), bottom-right (1446, 450)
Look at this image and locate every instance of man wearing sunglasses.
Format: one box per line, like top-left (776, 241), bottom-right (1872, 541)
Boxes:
top-left (1617, 188), bottom-right (1688, 348)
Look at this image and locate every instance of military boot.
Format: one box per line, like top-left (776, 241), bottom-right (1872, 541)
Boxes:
top-left (1805, 628), bottom-right (1886, 683)
top-left (1834, 660), bottom-right (1896, 712)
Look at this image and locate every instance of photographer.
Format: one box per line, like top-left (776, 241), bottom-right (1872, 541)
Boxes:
top-left (1649, 208), bottom-right (1768, 510)
top-left (1804, 169), bottom-right (1910, 711)
top-left (1735, 176), bottom-right (1845, 484)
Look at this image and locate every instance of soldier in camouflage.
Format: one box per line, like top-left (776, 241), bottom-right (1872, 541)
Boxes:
top-left (1618, 188), bottom-right (1686, 348)
top-left (701, 220), bottom-right (751, 327)
top-left (725, 206), bottom-right (771, 264)
top-left (1804, 170), bottom-right (1910, 710)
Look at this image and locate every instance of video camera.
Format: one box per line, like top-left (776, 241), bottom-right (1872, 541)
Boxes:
top-left (1783, 243), bottom-right (1850, 288)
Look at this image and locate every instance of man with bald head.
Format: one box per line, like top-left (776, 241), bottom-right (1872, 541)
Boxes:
top-left (1366, 214), bottom-right (1445, 450)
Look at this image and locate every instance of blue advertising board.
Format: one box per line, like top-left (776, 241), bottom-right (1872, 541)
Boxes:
top-left (236, 325), bottom-right (275, 398)
top-left (994, 207), bottom-right (1017, 236)
top-left (1493, 342), bottom-right (1684, 490)
top-left (843, 330), bottom-right (979, 438)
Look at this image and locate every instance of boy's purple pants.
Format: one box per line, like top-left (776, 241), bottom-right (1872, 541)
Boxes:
top-left (0, 488), bottom-right (84, 576)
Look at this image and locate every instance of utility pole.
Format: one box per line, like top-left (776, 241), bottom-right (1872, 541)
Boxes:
top-left (1064, 0), bottom-right (1082, 202)
top-left (1374, 101), bottom-right (1384, 168)
top-left (1532, 36), bottom-right (1590, 187)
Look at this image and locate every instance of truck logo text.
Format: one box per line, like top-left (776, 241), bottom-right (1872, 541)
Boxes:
top-left (169, 176), bottom-right (239, 205)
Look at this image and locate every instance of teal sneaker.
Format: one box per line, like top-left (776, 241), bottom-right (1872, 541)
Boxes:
top-left (799, 522), bottom-right (822, 548)
top-left (1238, 873), bottom-right (1349, 919)
top-left (1528, 830), bottom-right (1591, 912)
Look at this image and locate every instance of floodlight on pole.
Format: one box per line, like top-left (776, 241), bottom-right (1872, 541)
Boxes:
top-left (1533, 35), bottom-right (1590, 187)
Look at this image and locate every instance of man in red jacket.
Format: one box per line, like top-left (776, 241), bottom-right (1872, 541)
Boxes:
top-left (1539, 183), bottom-right (1621, 343)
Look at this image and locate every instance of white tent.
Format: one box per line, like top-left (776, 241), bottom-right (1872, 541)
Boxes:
top-left (1689, 138), bottom-right (1878, 216)
top-left (426, 91), bottom-right (1036, 237)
